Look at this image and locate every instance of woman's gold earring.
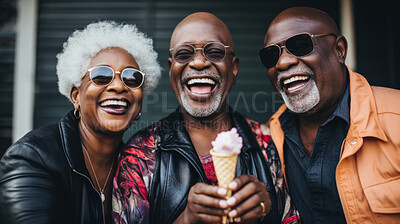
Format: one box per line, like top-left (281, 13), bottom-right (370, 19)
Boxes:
top-left (135, 112), bottom-right (142, 121)
top-left (74, 107), bottom-right (81, 119)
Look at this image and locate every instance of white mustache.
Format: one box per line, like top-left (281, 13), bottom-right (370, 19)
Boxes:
top-left (181, 70), bottom-right (221, 84)
top-left (277, 68), bottom-right (314, 88)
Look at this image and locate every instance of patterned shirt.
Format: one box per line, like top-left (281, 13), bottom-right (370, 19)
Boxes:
top-left (112, 115), bottom-right (300, 224)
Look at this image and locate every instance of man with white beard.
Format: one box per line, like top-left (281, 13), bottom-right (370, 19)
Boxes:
top-left (113, 12), bottom-right (300, 224)
top-left (259, 7), bottom-right (400, 224)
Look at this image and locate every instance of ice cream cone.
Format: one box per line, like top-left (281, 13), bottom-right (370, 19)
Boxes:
top-left (210, 149), bottom-right (238, 224)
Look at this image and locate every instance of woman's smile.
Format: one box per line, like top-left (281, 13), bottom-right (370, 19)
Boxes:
top-left (99, 98), bottom-right (130, 115)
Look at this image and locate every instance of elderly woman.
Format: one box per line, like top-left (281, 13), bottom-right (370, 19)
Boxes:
top-left (0, 21), bottom-right (161, 223)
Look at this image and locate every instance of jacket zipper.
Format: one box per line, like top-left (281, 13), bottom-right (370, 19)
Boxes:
top-left (72, 168), bottom-right (105, 224)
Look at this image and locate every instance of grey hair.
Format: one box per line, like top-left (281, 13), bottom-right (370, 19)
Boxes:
top-left (56, 21), bottom-right (162, 102)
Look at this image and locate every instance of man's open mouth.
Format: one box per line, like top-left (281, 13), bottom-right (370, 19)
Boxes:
top-left (186, 77), bottom-right (217, 94)
top-left (183, 73), bottom-right (219, 98)
top-left (280, 75), bottom-right (311, 94)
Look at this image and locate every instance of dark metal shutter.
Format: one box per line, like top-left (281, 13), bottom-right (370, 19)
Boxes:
top-left (353, 0), bottom-right (400, 89)
top-left (0, 21), bottom-right (15, 155)
top-left (35, 0), bottom-right (339, 141)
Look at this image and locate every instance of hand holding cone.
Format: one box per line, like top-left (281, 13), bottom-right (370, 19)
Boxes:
top-left (210, 128), bottom-right (242, 224)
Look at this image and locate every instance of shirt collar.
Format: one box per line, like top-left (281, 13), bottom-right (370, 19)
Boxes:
top-left (322, 81), bottom-right (350, 126)
top-left (279, 80), bottom-right (350, 131)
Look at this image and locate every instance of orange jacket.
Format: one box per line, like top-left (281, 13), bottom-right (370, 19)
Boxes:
top-left (268, 67), bottom-right (400, 223)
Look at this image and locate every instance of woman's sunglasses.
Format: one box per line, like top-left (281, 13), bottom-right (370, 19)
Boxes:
top-left (169, 42), bottom-right (231, 64)
top-left (87, 66), bottom-right (145, 89)
top-left (259, 33), bottom-right (337, 68)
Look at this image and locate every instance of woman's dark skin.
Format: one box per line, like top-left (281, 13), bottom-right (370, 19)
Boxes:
top-left (70, 47), bottom-right (143, 220)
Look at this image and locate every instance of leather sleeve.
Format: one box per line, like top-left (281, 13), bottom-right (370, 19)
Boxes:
top-left (0, 143), bottom-right (61, 224)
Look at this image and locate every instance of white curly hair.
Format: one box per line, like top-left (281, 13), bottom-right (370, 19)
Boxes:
top-left (56, 21), bottom-right (162, 102)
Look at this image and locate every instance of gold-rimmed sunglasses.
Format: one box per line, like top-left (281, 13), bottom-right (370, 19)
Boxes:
top-left (169, 42), bottom-right (232, 64)
top-left (87, 66), bottom-right (145, 89)
top-left (259, 32), bottom-right (337, 68)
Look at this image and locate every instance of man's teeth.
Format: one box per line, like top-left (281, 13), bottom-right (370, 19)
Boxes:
top-left (100, 100), bottom-right (127, 107)
top-left (187, 78), bottom-right (215, 85)
top-left (287, 83), bottom-right (306, 91)
top-left (283, 76), bottom-right (309, 85)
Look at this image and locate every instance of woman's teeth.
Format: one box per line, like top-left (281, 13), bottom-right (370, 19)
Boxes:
top-left (100, 100), bottom-right (127, 107)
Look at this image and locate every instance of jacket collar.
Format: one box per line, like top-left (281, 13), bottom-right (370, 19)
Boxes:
top-left (59, 110), bottom-right (88, 174)
top-left (268, 66), bottom-right (388, 183)
top-left (268, 104), bottom-right (288, 185)
top-left (59, 110), bottom-right (124, 175)
top-left (157, 109), bottom-right (206, 179)
top-left (157, 107), bottom-right (260, 176)
top-left (269, 67), bottom-right (388, 142)
top-left (346, 67), bottom-right (387, 141)
top-left (340, 67), bottom-right (388, 159)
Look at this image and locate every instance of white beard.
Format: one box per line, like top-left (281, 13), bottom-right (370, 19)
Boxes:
top-left (280, 79), bottom-right (320, 114)
top-left (180, 86), bottom-right (222, 117)
top-left (180, 70), bottom-right (222, 117)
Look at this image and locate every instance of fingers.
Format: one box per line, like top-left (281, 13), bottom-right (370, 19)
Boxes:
top-left (228, 175), bottom-right (265, 207)
top-left (224, 175), bottom-right (271, 223)
top-left (228, 174), bottom-right (259, 191)
top-left (184, 183), bottom-right (230, 223)
top-left (193, 182), bottom-right (228, 198)
top-left (190, 192), bottom-right (228, 214)
top-left (191, 183), bottom-right (229, 208)
top-left (184, 177), bottom-right (271, 223)
top-left (230, 194), bottom-right (270, 223)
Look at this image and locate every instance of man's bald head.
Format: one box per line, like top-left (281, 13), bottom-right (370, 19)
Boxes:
top-left (261, 7), bottom-right (348, 117)
top-left (168, 12), bottom-right (239, 119)
top-left (170, 12), bottom-right (234, 51)
top-left (265, 7), bottom-right (340, 44)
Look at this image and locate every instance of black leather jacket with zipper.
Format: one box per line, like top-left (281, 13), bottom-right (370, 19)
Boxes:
top-left (148, 109), bottom-right (283, 223)
top-left (0, 111), bottom-right (120, 224)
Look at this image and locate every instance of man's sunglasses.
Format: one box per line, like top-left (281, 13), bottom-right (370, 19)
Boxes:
top-left (259, 33), bottom-right (337, 68)
top-left (169, 42), bottom-right (232, 64)
top-left (87, 66), bottom-right (145, 89)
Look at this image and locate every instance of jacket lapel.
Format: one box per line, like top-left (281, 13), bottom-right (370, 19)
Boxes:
top-left (158, 109), bottom-right (208, 181)
top-left (267, 104), bottom-right (288, 186)
top-left (341, 67), bottom-right (388, 159)
top-left (59, 110), bottom-right (88, 175)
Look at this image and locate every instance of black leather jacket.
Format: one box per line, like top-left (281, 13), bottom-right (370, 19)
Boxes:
top-left (0, 111), bottom-right (119, 224)
top-left (147, 109), bottom-right (283, 223)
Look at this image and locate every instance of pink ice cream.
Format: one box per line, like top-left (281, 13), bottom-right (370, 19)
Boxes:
top-left (211, 128), bottom-right (243, 155)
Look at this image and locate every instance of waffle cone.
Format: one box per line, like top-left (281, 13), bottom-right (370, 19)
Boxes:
top-left (210, 149), bottom-right (238, 224)
top-left (210, 149), bottom-right (238, 189)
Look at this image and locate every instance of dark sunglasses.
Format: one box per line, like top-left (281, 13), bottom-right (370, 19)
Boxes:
top-left (169, 42), bottom-right (231, 64)
top-left (259, 33), bottom-right (337, 68)
top-left (87, 66), bottom-right (145, 89)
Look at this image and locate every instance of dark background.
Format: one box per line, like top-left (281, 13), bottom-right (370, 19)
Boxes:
top-left (0, 0), bottom-right (399, 155)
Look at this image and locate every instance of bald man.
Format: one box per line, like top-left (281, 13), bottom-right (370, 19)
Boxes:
top-left (113, 12), bottom-right (300, 223)
top-left (260, 7), bottom-right (400, 223)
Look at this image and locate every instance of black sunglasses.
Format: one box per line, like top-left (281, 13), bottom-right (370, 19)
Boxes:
top-left (169, 42), bottom-right (231, 64)
top-left (87, 66), bottom-right (145, 89)
top-left (259, 33), bottom-right (337, 68)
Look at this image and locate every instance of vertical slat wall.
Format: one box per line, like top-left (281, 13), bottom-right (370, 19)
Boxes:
top-left (34, 0), bottom-right (339, 140)
top-left (0, 22), bottom-right (15, 154)
top-left (353, 0), bottom-right (400, 89)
